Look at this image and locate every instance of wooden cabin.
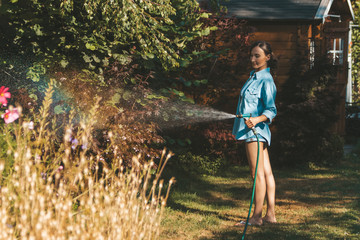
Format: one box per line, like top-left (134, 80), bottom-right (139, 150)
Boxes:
top-left (199, 0), bottom-right (354, 135)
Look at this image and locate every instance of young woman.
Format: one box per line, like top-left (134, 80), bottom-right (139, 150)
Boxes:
top-left (233, 41), bottom-right (277, 226)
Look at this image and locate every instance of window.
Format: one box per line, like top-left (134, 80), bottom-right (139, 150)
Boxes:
top-left (309, 39), bottom-right (315, 69)
top-left (328, 38), bottom-right (344, 65)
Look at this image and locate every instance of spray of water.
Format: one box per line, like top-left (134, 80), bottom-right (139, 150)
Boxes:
top-left (149, 100), bottom-right (236, 128)
top-left (1, 65), bottom-right (236, 129)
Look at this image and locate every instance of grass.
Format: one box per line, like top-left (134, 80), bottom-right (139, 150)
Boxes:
top-left (160, 154), bottom-right (360, 240)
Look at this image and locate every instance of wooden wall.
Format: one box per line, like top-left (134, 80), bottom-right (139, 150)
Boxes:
top-left (245, 20), bottom-right (350, 135)
top-left (246, 22), bottom-right (312, 90)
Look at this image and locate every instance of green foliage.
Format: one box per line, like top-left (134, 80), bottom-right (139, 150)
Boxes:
top-left (272, 60), bottom-right (344, 166)
top-left (162, 120), bottom-right (246, 175)
top-left (0, 0), bottom-right (212, 79)
top-left (351, 0), bottom-right (360, 102)
top-left (313, 134), bottom-right (344, 165)
top-left (169, 15), bottom-right (251, 109)
top-left (176, 152), bottom-right (222, 175)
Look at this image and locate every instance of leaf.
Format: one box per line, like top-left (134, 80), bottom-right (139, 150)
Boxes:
top-left (92, 55), bottom-right (101, 63)
top-left (122, 91), bottom-right (132, 101)
top-left (162, 112), bottom-right (169, 121)
top-left (26, 63), bottom-right (46, 82)
top-left (179, 59), bottom-right (190, 67)
top-left (60, 59), bottom-right (69, 68)
top-left (201, 27), bottom-right (210, 36)
top-left (200, 12), bottom-right (210, 18)
top-left (108, 93), bottom-right (121, 105)
top-left (83, 54), bottom-right (92, 63)
top-left (185, 138), bottom-right (192, 145)
top-left (33, 24), bottom-right (43, 36)
top-left (113, 54), bottom-right (132, 65)
top-left (184, 81), bottom-right (192, 87)
top-left (88, 63), bottom-right (96, 70)
top-left (130, 78), bottom-right (137, 84)
top-left (145, 53), bottom-right (155, 59)
top-left (54, 105), bottom-right (65, 114)
top-left (102, 58), bottom-right (109, 66)
top-left (85, 43), bottom-right (96, 51)
top-left (29, 94), bottom-right (38, 101)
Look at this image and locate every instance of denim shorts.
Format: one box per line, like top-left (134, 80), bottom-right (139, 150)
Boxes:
top-left (245, 134), bottom-right (267, 144)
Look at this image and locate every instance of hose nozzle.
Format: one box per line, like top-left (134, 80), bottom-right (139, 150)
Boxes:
top-left (236, 113), bottom-right (252, 118)
top-left (236, 113), bottom-right (257, 135)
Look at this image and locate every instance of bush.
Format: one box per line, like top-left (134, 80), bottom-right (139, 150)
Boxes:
top-left (175, 152), bottom-right (222, 175)
top-left (162, 120), bottom-right (247, 175)
top-left (272, 60), bottom-right (344, 166)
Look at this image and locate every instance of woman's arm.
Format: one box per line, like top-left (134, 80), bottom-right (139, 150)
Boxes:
top-left (261, 79), bottom-right (277, 123)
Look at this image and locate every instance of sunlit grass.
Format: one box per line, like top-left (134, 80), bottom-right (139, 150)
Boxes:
top-left (161, 154), bottom-right (360, 240)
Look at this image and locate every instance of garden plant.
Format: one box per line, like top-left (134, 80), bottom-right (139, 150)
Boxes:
top-left (0, 82), bottom-right (174, 239)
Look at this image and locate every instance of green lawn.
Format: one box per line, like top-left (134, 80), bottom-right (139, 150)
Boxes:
top-left (160, 154), bottom-right (360, 240)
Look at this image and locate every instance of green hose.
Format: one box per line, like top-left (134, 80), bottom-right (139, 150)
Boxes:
top-left (241, 128), bottom-right (260, 240)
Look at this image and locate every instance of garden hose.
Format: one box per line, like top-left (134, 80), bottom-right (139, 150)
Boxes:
top-left (236, 114), bottom-right (260, 240)
top-left (242, 127), bottom-right (259, 240)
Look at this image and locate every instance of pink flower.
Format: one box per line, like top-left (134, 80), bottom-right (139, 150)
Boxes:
top-left (1, 107), bottom-right (19, 124)
top-left (0, 86), bottom-right (11, 107)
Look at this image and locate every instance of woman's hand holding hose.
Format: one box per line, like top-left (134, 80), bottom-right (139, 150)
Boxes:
top-left (245, 117), bottom-right (258, 129)
top-left (245, 115), bottom-right (269, 129)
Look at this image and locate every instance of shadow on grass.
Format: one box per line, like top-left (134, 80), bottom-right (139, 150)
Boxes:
top-left (162, 154), bottom-right (360, 240)
top-left (167, 201), bottom-right (239, 222)
top-left (310, 209), bottom-right (360, 237)
top-left (198, 218), bottom-right (359, 240)
top-left (276, 177), bottom-right (359, 205)
top-left (198, 223), bottom-right (314, 240)
top-left (164, 165), bottom-right (250, 203)
top-left (162, 165), bottom-right (251, 223)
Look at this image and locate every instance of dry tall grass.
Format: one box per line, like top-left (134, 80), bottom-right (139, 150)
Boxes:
top-left (0, 81), bottom-right (174, 239)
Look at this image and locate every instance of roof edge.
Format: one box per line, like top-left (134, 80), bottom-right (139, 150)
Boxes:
top-left (346, 0), bottom-right (355, 21)
top-left (315, 0), bottom-right (333, 20)
top-left (315, 0), bottom-right (355, 22)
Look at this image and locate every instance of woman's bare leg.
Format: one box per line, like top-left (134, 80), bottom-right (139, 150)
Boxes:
top-left (245, 141), bottom-right (266, 225)
top-left (263, 147), bottom-right (277, 223)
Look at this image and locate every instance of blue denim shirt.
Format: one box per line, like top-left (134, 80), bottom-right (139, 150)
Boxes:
top-left (232, 67), bottom-right (277, 145)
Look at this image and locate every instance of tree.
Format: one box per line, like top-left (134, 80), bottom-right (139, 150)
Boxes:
top-left (0, 0), bottom-right (213, 84)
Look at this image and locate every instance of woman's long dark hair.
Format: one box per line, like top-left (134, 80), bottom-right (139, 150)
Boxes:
top-left (250, 41), bottom-right (278, 74)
